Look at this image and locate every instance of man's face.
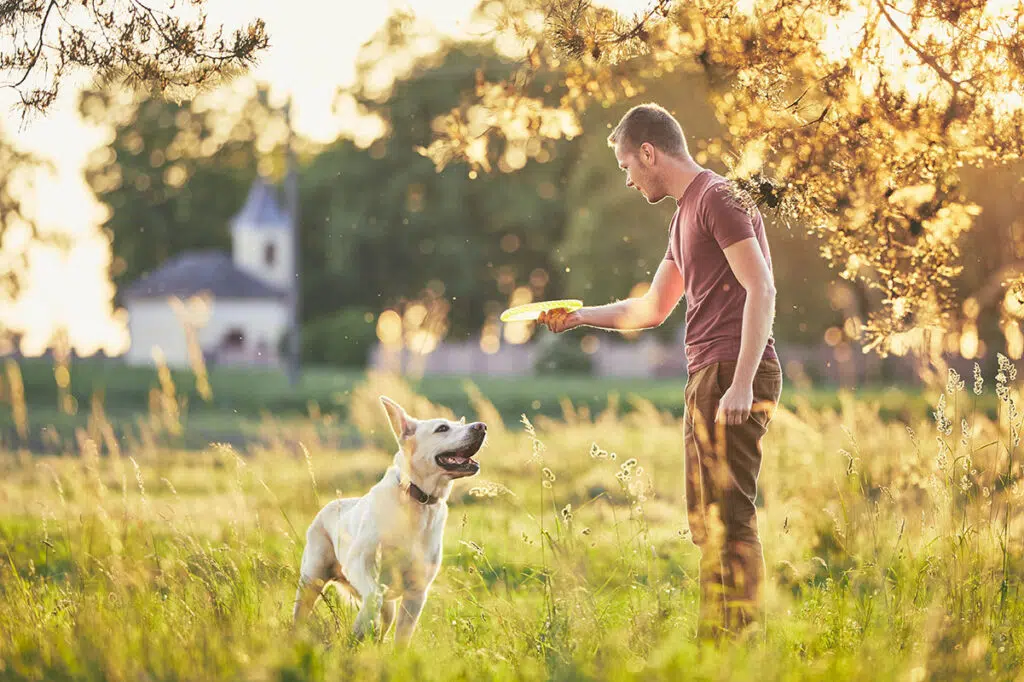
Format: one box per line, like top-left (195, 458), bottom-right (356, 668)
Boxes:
top-left (615, 141), bottom-right (668, 204)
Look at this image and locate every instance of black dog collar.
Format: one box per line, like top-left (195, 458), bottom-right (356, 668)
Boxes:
top-left (396, 470), bottom-right (441, 505)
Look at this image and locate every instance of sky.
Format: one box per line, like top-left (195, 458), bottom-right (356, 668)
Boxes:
top-left (2, 0), bottom-right (651, 356)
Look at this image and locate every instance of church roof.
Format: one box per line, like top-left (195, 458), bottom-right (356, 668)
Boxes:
top-left (122, 250), bottom-right (287, 301)
top-left (229, 175), bottom-right (291, 232)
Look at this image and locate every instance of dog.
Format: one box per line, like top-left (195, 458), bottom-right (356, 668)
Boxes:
top-left (292, 395), bottom-right (486, 644)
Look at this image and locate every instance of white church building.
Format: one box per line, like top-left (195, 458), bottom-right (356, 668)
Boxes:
top-left (122, 177), bottom-right (295, 368)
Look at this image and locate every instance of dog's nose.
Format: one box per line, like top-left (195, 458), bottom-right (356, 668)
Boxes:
top-left (470, 422), bottom-right (486, 433)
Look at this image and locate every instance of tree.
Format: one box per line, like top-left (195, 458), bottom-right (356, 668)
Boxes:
top-left (0, 132), bottom-right (50, 313)
top-left (419, 0), bottom-right (1024, 359)
top-left (80, 84), bottom-right (303, 292)
top-left (302, 26), bottom-right (579, 339)
top-left (1, 1), bottom-right (268, 119)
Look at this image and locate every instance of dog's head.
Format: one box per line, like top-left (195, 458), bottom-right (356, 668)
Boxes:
top-left (380, 396), bottom-right (486, 481)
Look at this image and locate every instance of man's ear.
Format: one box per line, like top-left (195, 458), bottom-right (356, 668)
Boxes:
top-left (380, 396), bottom-right (416, 441)
top-left (640, 141), bottom-right (656, 166)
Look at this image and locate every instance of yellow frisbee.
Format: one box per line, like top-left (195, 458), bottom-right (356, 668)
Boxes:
top-left (499, 299), bottom-right (583, 323)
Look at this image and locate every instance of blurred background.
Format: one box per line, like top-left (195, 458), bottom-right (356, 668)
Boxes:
top-left (1, 0), bottom-right (1022, 446)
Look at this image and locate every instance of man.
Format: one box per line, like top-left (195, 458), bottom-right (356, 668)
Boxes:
top-left (538, 103), bottom-right (782, 640)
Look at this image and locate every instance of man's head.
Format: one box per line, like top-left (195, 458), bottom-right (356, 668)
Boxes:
top-left (608, 103), bottom-right (690, 204)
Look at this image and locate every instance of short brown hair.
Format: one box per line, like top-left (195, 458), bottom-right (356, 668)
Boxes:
top-left (607, 103), bottom-right (689, 157)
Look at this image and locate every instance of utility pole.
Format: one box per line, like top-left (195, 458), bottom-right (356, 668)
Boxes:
top-left (284, 97), bottom-right (301, 387)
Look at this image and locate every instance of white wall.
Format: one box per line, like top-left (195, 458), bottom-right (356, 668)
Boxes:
top-left (232, 225), bottom-right (293, 291)
top-left (368, 337), bottom-right (683, 378)
top-left (125, 298), bottom-right (290, 367)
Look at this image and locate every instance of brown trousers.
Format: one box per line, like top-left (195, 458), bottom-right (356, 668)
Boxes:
top-left (683, 357), bottom-right (783, 639)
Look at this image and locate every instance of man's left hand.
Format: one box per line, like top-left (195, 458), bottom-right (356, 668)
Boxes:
top-left (716, 381), bottom-right (754, 426)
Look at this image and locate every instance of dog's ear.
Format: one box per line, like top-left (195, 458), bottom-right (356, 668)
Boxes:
top-left (380, 396), bottom-right (416, 441)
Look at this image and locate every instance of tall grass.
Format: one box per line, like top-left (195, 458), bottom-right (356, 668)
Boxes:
top-left (0, 359), bottom-right (1023, 680)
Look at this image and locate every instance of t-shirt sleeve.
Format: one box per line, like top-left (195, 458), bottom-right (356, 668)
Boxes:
top-left (702, 184), bottom-right (755, 250)
top-left (664, 209), bottom-right (679, 262)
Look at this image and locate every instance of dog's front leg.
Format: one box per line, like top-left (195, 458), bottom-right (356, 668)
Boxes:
top-left (348, 549), bottom-right (385, 641)
top-left (394, 591), bottom-right (427, 645)
top-left (353, 586), bottom-right (385, 641)
top-left (380, 600), bottom-right (397, 636)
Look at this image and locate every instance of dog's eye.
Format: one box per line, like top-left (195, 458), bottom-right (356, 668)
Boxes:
top-left (434, 424), bottom-right (450, 433)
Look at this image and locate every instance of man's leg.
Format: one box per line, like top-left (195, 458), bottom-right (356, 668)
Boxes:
top-left (717, 359), bottom-right (783, 635)
top-left (685, 359), bottom-right (782, 640)
top-left (684, 363), bottom-right (730, 640)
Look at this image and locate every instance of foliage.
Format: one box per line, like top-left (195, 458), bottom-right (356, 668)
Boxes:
top-left (0, 0), bottom-right (267, 118)
top-left (79, 84), bottom-right (302, 292)
top-left (421, 0), bottom-right (1024, 357)
top-left (78, 2), bottom-right (1024, 356)
top-left (302, 43), bottom-right (579, 337)
top-left (533, 332), bottom-right (595, 374)
top-left (0, 133), bottom-right (50, 310)
top-left (301, 309), bottom-right (377, 368)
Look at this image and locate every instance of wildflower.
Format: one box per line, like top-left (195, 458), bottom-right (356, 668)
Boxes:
top-left (932, 393), bottom-right (953, 436)
top-left (839, 448), bottom-right (858, 477)
top-left (459, 540), bottom-right (485, 557)
top-left (998, 353), bottom-right (1018, 382)
top-left (935, 437), bottom-right (949, 471)
top-left (906, 425), bottom-right (919, 448)
top-left (467, 481), bottom-right (514, 498)
top-left (946, 368), bottom-right (965, 395)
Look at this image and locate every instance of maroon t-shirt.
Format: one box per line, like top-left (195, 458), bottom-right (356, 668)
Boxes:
top-left (664, 170), bottom-right (778, 376)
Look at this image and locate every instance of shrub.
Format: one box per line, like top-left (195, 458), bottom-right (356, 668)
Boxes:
top-left (301, 309), bottom-right (377, 368)
top-left (533, 333), bottom-right (594, 375)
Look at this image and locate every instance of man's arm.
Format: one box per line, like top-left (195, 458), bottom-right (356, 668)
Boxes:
top-left (539, 259), bottom-right (684, 332)
top-left (722, 237), bottom-right (776, 390)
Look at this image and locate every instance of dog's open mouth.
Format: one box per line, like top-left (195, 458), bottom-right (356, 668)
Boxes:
top-left (435, 440), bottom-right (483, 474)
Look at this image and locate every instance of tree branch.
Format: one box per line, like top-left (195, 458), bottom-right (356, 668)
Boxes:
top-left (6, 0), bottom-right (59, 89)
top-left (874, 0), bottom-right (972, 96)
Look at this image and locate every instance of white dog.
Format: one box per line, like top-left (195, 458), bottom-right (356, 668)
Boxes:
top-left (292, 395), bottom-right (486, 643)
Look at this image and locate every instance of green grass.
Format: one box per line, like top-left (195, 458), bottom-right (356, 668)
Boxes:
top-left (0, 363), bottom-right (1022, 680)
top-left (0, 358), bottom-right (984, 451)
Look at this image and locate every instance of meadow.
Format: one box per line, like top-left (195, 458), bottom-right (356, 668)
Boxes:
top-left (0, 358), bottom-right (969, 450)
top-left (1, 360), bottom-right (1023, 680)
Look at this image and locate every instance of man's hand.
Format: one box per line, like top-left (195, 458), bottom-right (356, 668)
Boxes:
top-left (538, 308), bottom-right (583, 333)
top-left (715, 381), bottom-right (755, 426)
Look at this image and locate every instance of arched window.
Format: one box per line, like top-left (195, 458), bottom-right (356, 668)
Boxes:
top-left (222, 328), bottom-right (245, 349)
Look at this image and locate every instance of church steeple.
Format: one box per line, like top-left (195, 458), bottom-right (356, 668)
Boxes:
top-left (229, 175), bottom-right (293, 292)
